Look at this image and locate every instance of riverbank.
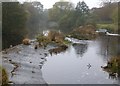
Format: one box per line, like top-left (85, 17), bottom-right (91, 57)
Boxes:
top-left (2, 40), bottom-right (58, 84)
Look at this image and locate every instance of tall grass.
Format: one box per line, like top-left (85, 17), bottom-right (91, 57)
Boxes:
top-left (0, 66), bottom-right (9, 85)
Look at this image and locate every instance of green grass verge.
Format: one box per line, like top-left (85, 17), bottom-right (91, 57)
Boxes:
top-left (96, 23), bottom-right (118, 33)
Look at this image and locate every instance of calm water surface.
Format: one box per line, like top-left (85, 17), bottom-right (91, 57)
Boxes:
top-left (42, 36), bottom-right (120, 84)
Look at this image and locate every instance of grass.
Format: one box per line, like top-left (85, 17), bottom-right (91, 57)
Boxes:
top-left (102, 56), bottom-right (120, 76)
top-left (109, 57), bottom-right (120, 73)
top-left (62, 39), bottom-right (71, 45)
top-left (0, 66), bottom-right (9, 85)
top-left (96, 23), bottom-right (118, 33)
top-left (36, 31), bottom-right (68, 47)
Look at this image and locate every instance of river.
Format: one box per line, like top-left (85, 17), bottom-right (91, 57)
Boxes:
top-left (2, 35), bottom-right (120, 84)
top-left (42, 36), bottom-right (120, 84)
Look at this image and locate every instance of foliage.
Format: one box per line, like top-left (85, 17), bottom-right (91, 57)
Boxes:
top-left (75, 1), bottom-right (90, 27)
top-left (48, 1), bottom-right (74, 22)
top-left (69, 25), bottom-right (97, 40)
top-left (36, 34), bottom-right (50, 47)
top-left (96, 23), bottom-right (117, 33)
top-left (48, 1), bottom-right (75, 33)
top-left (47, 30), bottom-right (65, 43)
top-left (2, 2), bottom-right (28, 49)
top-left (62, 39), bottom-right (72, 45)
top-left (48, 1), bottom-right (91, 33)
top-left (102, 56), bottom-right (120, 77)
top-left (22, 38), bottom-right (30, 45)
top-left (91, 2), bottom-right (119, 33)
top-left (92, 2), bottom-right (118, 23)
top-left (0, 66), bottom-right (9, 85)
top-left (36, 30), bottom-right (68, 48)
top-left (23, 2), bottom-right (45, 38)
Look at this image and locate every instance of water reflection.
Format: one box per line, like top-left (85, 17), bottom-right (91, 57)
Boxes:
top-left (48, 45), bottom-right (68, 56)
top-left (42, 36), bottom-right (120, 84)
top-left (72, 43), bottom-right (88, 57)
top-left (97, 35), bottom-right (120, 61)
top-left (98, 35), bottom-right (120, 82)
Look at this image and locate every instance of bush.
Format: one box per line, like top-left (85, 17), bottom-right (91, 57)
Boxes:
top-left (108, 57), bottom-right (120, 73)
top-left (22, 38), bottom-right (30, 45)
top-left (70, 25), bottom-right (97, 40)
top-left (102, 56), bottom-right (120, 77)
top-left (96, 24), bottom-right (117, 33)
top-left (36, 34), bottom-right (50, 47)
top-left (36, 31), bottom-right (68, 48)
top-left (47, 30), bottom-right (65, 43)
top-left (0, 66), bottom-right (9, 85)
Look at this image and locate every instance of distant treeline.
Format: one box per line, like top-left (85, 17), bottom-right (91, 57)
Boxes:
top-left (2, 1), bottom-right (119, 49)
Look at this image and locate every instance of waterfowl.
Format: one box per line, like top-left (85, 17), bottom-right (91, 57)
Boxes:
top-left (87, 63), bottom-right (91, 69)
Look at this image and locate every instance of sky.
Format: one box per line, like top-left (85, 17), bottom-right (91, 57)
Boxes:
top-left (18, 0), bottom-right (100, 9)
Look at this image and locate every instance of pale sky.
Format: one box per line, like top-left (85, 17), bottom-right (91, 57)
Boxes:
top-left (18, 0), bottom-right (100, 9)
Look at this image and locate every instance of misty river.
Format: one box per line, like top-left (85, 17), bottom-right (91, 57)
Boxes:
top-left (2, 35), bottom-right (120, 84)
top-left (42, 35), bottom-right (120, 84)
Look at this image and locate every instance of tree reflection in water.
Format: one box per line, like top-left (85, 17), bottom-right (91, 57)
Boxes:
top-left (98, 35), bottom-right (120, 82)
top-left (48, 45), bottom-right (68, 56)
top-left (72, 43), bottom-right (88, 57)
top-left (97, 35), bottom-right (120, 61)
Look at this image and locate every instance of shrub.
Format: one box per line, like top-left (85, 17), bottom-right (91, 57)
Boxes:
top-left (70, 25), bottom-right (97, 40)
top-left (102, 56), bottom-right (120, 77)
top-left (0, 66), bottom-right (9, 85)
top-left (22, 38), bottom-right (30, 45)
top-left (47, 30), bottom-right (65, 43)
top-left (36, 34), bottom-right (50, 47)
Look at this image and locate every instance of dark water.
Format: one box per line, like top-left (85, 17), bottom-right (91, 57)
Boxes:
top-left (42, 36), bottom-right (120, 84)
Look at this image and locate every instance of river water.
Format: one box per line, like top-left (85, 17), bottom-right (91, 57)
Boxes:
top-left (42, 36), bottom-right (120, 84)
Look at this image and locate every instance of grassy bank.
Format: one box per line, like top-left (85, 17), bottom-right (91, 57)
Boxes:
top-left (96, 23), bottom-right (118, 33)
top-left (102, 56), bottom-right (120, 77)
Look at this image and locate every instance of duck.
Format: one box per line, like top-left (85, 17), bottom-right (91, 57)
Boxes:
top-left (87, 63), bottom-right (91, 69)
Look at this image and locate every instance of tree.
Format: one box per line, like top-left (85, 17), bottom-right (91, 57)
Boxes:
top-left (100, 0), bottom-right (120, 7)
top-left (75, 1), bottom-right (90, 27)
top-left (92, 2), bottom-right (118, 23)
top-left (2, 2), bottom-right (27, 49)
top-left (48, 1), bottom-right (75, 33)
top-left (23, 1), bottom-right (44, 38)
top-left (75, 1), bottom-right (89, 15)
top-left (49, 1), bottom-right (74, 22)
